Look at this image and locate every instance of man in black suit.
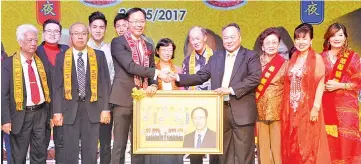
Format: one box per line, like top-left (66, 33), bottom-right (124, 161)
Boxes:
top-left (2, 24), bottom-right (51, 164)
top-left (109, 8), bottom-right (169, 164)
top-left (173, 23), bottom-right (261, 164)
top-left (52, 22), bottom-right (110, 164)
top-left (183, 107), bottom-right (216, 148)
top-left (36, 19), bottom-right (69, 164)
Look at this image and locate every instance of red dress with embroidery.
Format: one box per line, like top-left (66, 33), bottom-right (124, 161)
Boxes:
top-left (281, 49), bottom-right (331, 164)
top-left (321, 50), bottom-right (361, 164)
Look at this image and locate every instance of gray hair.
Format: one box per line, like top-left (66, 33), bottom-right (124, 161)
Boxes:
top-left (16, 24), bottom-right (38, 41)
top-left (69, 22), bottom-right (87, 34)
top-left (188, 26), bottom-right (208, 37)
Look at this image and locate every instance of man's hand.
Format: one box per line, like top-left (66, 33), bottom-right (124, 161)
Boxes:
top-left (325, 79), bottom-right (342, 91)
top-left (2, 123), bottom-right (11, 134)
top-left (53, 114), bottom-right (63, 126)
top-left (157, 69), bottom-right (173, 83)
top-left (214, 87), bottom-right (231, 95)
top-left (100, 111), bottom-right (111, 124)
top-left (145, 85), bottom-right (158, 97)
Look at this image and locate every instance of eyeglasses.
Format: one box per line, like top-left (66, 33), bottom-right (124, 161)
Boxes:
top-left (70, 32), bottom-right (88, 37)
top-left (159, 49), bottom-right (173, 53)
top-left (264, 41), bottom-right (279, 46)
top-left (223, 36), bottom-right (238, 41)
top-left (128, 20), bottom-right (146, 25)
top-left (44, 30), bottom-right (60, 35)
top-left (192, 116), bottom-right (206, 120)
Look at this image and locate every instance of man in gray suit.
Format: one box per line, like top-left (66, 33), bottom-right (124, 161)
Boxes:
top-left (109, 8), bottom-right (168, 164)
top-left (183, 107), bottom-right (216, 148)
top-left (173, 23), bottom-right (261, 164)
top-left (52, 22), bottom-right (110, 164)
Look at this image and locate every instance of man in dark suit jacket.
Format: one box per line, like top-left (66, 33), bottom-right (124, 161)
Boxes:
top-left (174, 23), bottom-right (261, 164)
top-left (2, 24), bottom-right (51, 164)
top-left (183, 107), bottom-right (217, 148)
top-left (52, 22), bottom-right (110, 164)
top-left (36, 19), bottom-right (69, 164)
top-left (109, 8), bottom-right (168, 164)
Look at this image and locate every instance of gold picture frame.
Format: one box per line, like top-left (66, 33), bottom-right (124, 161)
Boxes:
top-left (132, 89), bottom-right (223, 154)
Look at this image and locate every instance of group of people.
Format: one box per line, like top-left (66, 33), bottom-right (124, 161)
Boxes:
top-left (1, 6), bottom-right (361, 164)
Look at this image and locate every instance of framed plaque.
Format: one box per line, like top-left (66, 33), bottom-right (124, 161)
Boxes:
top-left (132, 89), bottom-right (223, 154)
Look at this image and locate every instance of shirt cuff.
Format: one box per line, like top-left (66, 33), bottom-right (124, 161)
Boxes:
top-left (176, 74), bottom-right (180, 82)
top-left (54, 113), bottom-right (62, 116)
top-left (102, 110), bottom-right (110, 112)
top-left (154, 69), bottom-right (159, 80)
top-left (229, 87), bottom-right (235, 95)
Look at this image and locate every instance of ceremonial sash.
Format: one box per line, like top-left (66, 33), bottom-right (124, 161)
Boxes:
top-left (124, 31), bottom-right (150, 89)
top-left (256, 54), bottom-right (285, 102)
top-left (63, 47), bottom-right (98, 102)
top-left (13, 52), bottom-right (51, 111)
top-left (324, 50), bottom-right (354, 137)
top-left (189, 45), bottom-right (213, 90)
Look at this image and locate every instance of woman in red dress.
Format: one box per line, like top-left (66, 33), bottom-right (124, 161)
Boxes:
top-left (281, 23), bottom-right (331, 164)
top-left (321, 23), bottom-right (361, 164)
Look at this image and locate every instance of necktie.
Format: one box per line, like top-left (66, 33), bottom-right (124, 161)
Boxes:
top-left (26, 60), bottom-right (41, 105)
top-left (198, 55), bottom-right (206, 68)
top-left (77, 52), bottom-right (86, 99)
top-left (196, 134), bottom-right (202, 148)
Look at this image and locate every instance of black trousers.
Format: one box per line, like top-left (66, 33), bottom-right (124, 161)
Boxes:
top-left (190, 154), bottom-right (220, 164)
top-left (10, 107), bottom-right (48, 164)
top-left (220, 105), bottom-right (255, 164)
top-left (63, 102), bottom-right (100, 164)
top-left (53, 126), bottom-right (64, 164)
top-left (99, 110), bottom-right (113, 164)
top-left (111, 105), bottom-right (144, 164)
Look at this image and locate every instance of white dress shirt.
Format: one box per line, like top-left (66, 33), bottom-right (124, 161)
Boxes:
top-left (194, 128), bottom-right (208, 148)
top-left (221, 48), bottom-right (240, 101)
top-left (20, 53), bottom-right (45, 106)
top-left (87, 38), bottom-right (115, 84)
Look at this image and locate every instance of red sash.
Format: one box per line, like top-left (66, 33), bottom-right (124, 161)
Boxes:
top-left (322, 51), bottom-right (354, 126)
top-left (256, 54), bottom-right (285, 102)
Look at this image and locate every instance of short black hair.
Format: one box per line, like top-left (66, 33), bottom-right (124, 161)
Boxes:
top-left (88, 11), bottom-right (107, 26)
top-left (294, 23), bottom-right (313, 39)
top-left (155, 38), bottom-right (176, 59)
top-left (125, 7), bottom-right (146, 21)
top-left (113, 13), bottom-right (127, 27)
top-left (222, 23), bottom-right (241, 34)
top-left (191, 107), bottom-right (208, 118)
top-left (43, 19), bottom-right (62, 32)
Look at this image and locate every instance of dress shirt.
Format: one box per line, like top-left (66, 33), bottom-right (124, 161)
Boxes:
top-left (194, 128), bottom-right (208, 148)
top-left (87, 38), bottom-right (115, 84)
top-left (20, 53), bottom-right (45, 106)
top-left (221, 48), bottom-right (240, 101)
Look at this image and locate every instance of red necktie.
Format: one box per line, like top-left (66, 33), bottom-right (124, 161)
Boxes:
top-left (26, 59), bottom-right (40, 105)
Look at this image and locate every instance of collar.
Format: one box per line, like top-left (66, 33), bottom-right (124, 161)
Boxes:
top-left (20, 52), bottom-right (35, 65)
top-left (88, 38), bottom-right (105, 49)
top-left (195, 48), bottom-right (208, 60)
top-left (73, 47), bottom-right (87, 56)
top-left (130, 33), bottom-right (142, 41)
top-left (195, 128), bottom-right (208, 136)
top-left (226, 47), bottom-right (241, 57)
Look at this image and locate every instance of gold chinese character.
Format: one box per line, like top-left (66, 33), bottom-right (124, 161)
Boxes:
top-left (261, 78), bottom-right (267, 85)
top-left (41, 0), bottom-right (56, 16)
top-left (340, 58), bottom-right (347, 64)
top-left (335, 71), bottom-right (342, 78)
top-left (337, 64), bottom-right (344, 71)
top-left (265, 72), bottom-right (271, 78)
top-left (304, 1), bottom-right (320, 16)
top-left (268, 66), bottom-right (275, 72)
top-left (258, 85), bottom-right (264, 91)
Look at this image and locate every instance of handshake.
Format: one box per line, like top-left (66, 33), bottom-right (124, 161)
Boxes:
top-left (157, 69), bottom-right (178, 83)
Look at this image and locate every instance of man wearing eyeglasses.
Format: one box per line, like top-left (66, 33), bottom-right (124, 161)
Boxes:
top-left (36, 19), bottom-right (69, 164)
top-left (110, 7), bottom-right (170, 164)
top-left (52, 22), bottom-right (110, 164)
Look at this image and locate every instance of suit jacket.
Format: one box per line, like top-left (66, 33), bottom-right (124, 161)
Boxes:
top-left (36, 41), bottom-right (69, 116)
top-left (183, 128), bottom-right (217, 148)
top-left (109, 35), bottom-right (156, 107)
top-left (1, 56), bottom-right (50, 134)
top-left (53, 48), bottom-right (110, 124)
top-left (178, 46), bottom-right (262, 125)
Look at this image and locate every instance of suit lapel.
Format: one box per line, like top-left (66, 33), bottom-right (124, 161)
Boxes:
top-left (230, 47), bottom-right (246, 82)
top-left (37, 45), bottom-right (55, 71)
top-left (218, 51), bottom-right (226, 87)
